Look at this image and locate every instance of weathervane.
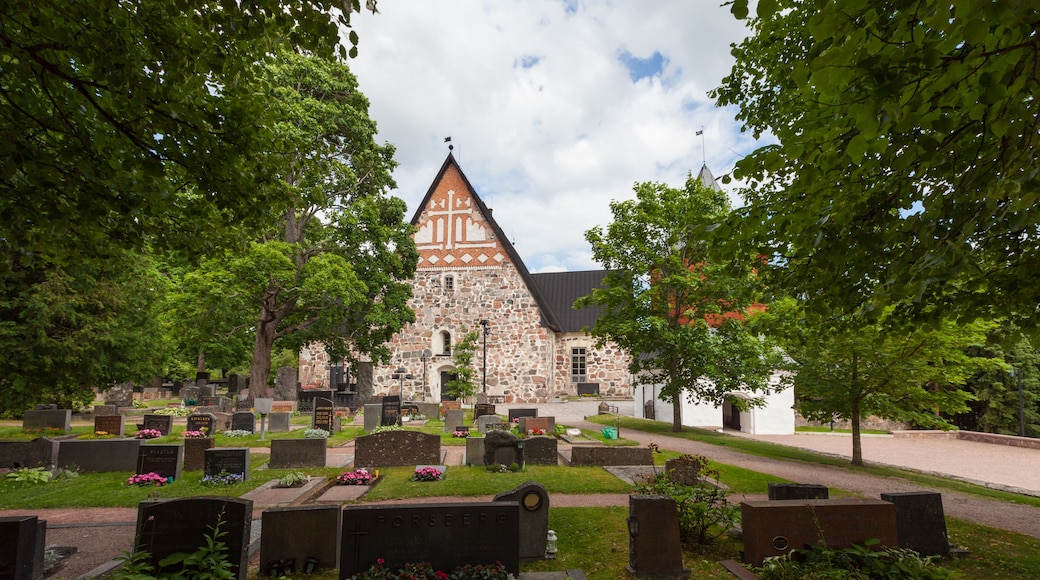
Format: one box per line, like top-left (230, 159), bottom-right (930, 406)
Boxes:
top-left (696, 126), bottom-right (705, 165)
top-left (444, 136), bottom-right (453, 151)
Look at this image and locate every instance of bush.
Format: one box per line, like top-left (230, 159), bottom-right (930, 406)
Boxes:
top-left (633, 455), bottom-right (738, 545)
top-left (5, 467), bottom-right (52, 485)
top-left (304, 428), bottom-right (330, 439)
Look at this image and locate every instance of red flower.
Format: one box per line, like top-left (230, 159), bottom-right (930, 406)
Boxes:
top-left (377, 558), bottom-right (385, 565)
top-left (435, 572), bottom-right (448, 579)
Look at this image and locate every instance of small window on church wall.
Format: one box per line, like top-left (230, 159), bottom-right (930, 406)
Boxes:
top-left (444, 274), bottom-right (454, 292)
top-left (440, 331), bottom-right (452, 356)
top-left (571, 347), bottom-right (587, 383)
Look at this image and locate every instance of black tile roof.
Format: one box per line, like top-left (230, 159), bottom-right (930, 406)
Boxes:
top-left (529, 270), bottom-right (609, 333)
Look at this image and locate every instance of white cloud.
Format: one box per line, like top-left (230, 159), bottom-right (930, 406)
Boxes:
top-left (348, 1), bottom-right (768, 272)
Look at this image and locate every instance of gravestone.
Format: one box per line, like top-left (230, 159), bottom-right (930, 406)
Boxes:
top-left (643, 400), bottom-right (655, 420)
top-left (204, 447), bottom-right (250, 480)
top-left (135, 497), bottom-right (252, 580)
top-left (381, 395), bottom-right (402, 427)
top-left (768, 483), bottom-right (829, 501)
top-left (261, 505), bottom-right (340, 575)
top-left (268, 412), bottom-right (291, 432)
top-left (104, 382), bottom-right (134, 407)
top-left (483, 430), bottom-right (524, 469)
top-left (494, 482), bottom-right (550, 562)
top-left (440, 400), bottom-right (462, 417)
top-left (227, 374), bottom-right (244, 395)
top-left (274, 366), bottom-right (298, 401)
top-left (269, 439), bottom-right (327, 469)
top-left (271, 401), bottom-right (296, 413)
top-left (465, 437), bottom-right (486, 466)
top-left (476, 415), bottom-right (504, 434)
top-left (443, 409), bottom-right (464, 433)
top-left (0, 442), bottom-right (31, 469)
top-left (231, 412), bottom-right (255, 433)
top-left (523, 437), bottom-right (559, 466)
top-left (234, 396), bottom-right (254, 412)
top-left (522, 416), bottom-right (551, 435)
top-left (137, 444), bottom-right (183, 480)
top-left (186, 413), bottom-right (216, 435)
top-left (473, 403), bottom-right (496, 420)
top-left (28, 438), bottom-right (57, 469)
top-left (93, 404), bottom-right (118, 416)
top-left (576, 382), bottom-right (600, 396)
top-left (312, 397), bottom-right (335, 432)
top-left (94, 414), bottom-right (125, 436)
top-left (666, 457), bottom-right (703, 486)
top-left (363, 403), bottom-right (381, 431)
top-left (171, 380), bottom-right (184, 397)
top-left (340, 502), bottom-right (520, 578)
top-left (569, 446), bottom-right (652, 466)
top-left (199, 396), bottom-right (219, 408)
top-left (0, 515), bottom-right (46, 580)
top-left (508, 408), bottom-right (537, 422)
top-left (180, 386), bottom-right (201, 403)
top-left (21, 408), bottom-right (71, 433)
top-left (354, 431), bottom-right (440, 468)
top-left (142, 414), bottom-right (173, 436)
top-left (183, 437), bottom-right (214, 471)
top-left (881, 492), bottom-right (949, 556)
top-left (57, 439), bottom-right (141, 472)
top-left (740, 499), bottom-right (898, 566)
top-left (627, 495), bottom-right (689, 578)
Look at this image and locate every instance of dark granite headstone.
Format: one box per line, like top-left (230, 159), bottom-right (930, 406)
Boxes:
top-left (313, 397), bottom-right (335, 432)
top-left (576, 382), bottom-right (600, 396)
top-left (231, 412), bottom-right (255, 433)
top-left (186, 413), bottom-right (216, 434)
top-left (768, 483), bottom-right (829, 501)
top-left (226, 374), bottom-right (244, 395)
top-left (474, 403), bottom-right (496, 420)
top-left (475, 415), bottom-right (503, 434)
top-left (21, 409), bottom-right (71, 433)
top-left (27, 438), bottom-right (56, 469)
top-left (627, 495), bottom-right (689, 578)
top-left (57, 439), bottom-right (141, 472)
top-left (274, 367), bottom-right (298, 401)
top-left (569, 446), bottom-right (652, 466)
top-left (261, 505), bottom-right (340, 575)
top-left (363, 404), bottom-right (381, 432)
top-left (353, 431), bottom-right (440, 468)
top-left (268, 412), bottom-right (291, 432)
top-left (234, 397), bottom-right (254, 412)
top-left (494, 482), bottom-right (550, 562)
top-left (135, 497), bottom-right (252, 580)
top-left (508, 408), bottom-right (537, 422)
top-left (881, 492), bottom-right (949, 556)
top-left (183, 438), bottom-right (214, 471)
top-left (199, 396), bottom-right (219, 408)
top-left (204, 447), bottom-right (250, 480)
top-left (740, 499), bottom-right (898, 566)
top-left (483, 430), bottom-right (524, 469)
top-left (104, 382), bottom-right (135, 407)
top-left (465, 437), bottom-right (486, 466)
top-left (181, 385), bottom-right (201, 403)
top-left (142, 414), bottom-right (173, 436)
top-left (380, 395), bottom-right (401, 427)
top-left (0, 515), bottom-right (46, 580)
top-left (94, 414), bottom-right (125, 436)
top-left (522, 437), bottom-right (558, 466)
top-left (269, 439), bottom-right (327, 469)
top-left (0, 442), bottom-right (31, 469)
top-left (137, 444), bottom-right (183, 480)
top-left (340, 502), bottom-right (520, 578)
top-left (443, 409), bottom-right (464, 433)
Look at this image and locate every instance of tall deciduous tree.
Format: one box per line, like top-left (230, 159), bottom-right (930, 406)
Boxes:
top-left (955, 333), bottom-right (1040, 438)
top-left (713, 1), bottom-right (1040, 325)
top-left (579, 175), bottom-right (787, 432)
top-left (768, 298), bottom-right (1004, 465)
top-left (174, 51), bottom-right (417, 395)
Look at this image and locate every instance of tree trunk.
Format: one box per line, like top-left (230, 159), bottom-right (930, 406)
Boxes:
top-left (250, 314), bottom-right (276, 398)
top-left (851, 397), bottom-right (864, 467)
top-left (196, 351), bottom-right (206, 374)
top-left (669, 359), bottom-right (683, 432)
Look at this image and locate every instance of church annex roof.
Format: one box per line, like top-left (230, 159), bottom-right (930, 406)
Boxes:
top-left (410, 153), bottom-right (564, 332)
top-left (529, 270), bottom-right (609, 333)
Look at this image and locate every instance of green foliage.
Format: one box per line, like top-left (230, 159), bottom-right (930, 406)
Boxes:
top-left (714, 1), bottom-right (1040, 327)
top-left (444, 327), bottom-right (480, 400)
top-left (955, 333), bottom-right (1040, 437)
top-left (580, 174), bottom-right (789, 430)
top-left (277, 471), bottom-right (309, 487)
top-left (755, 540), bottom-right (958, 580)
top-left (349, 560), bottom-right (511, 579)
top-left (5, 467), bottom-right (53, 485)
top-left (112, 517), bottom-right (235, 580)
top-left (634, 460), bottom-right (739, 545)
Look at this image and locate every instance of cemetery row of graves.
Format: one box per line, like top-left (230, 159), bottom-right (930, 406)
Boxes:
top-left (0, 392), bottom-right (1022, 579)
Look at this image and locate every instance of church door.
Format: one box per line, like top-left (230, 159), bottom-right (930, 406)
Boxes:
top-left (439, 371), bottom-right (459, 401)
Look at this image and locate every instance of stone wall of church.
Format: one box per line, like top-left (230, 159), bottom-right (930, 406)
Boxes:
top-left (554, 333), bottom-right (632, 397)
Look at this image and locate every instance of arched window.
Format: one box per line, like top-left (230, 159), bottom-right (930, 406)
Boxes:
top-left (440, 331), bottom-right (452, 356)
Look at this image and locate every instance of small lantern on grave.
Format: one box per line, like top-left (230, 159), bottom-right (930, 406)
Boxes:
top-left (546, 529), bottom-right (558, 559)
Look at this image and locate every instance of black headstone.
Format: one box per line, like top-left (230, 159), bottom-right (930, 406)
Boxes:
top-left (312, 397), bottom-right (335, 432)
top-left (21, 409), bottom-right (71, 433)
top-left (380, 395), bottom-right (401, 427)
top-left (141, 414), bottom-right (173, 436)
top-left (0, 515), bottom-right (46, 580)
top-left (94, 414), bottom-right (125, 436)
top-left (507, 408), bottom-right (538, 422)
top-left (340, 503), bottom-right (519, 578)
top-left (186, 413), bottom-right (216, 434)
top-left (522, 437), bottom-right (558, 466)
top-left (483, 430), bottom-right (524, 469)
top-left (269, 439), bottom-right (327, 469)
top-left (881, 492), bottom-right (949, 556)
top-left (204, 447), bottom-right (250, 480)
top-left (135, 497), bottom-right (252, 580)
top-left (261, 505), bottom-right (340, 575)
top-left (627, 495), bottom-right (689, 577)
top-left (473, 403), bottom-right (496, 420)
top-left (231, 412), bottom-right (255, 433)
top-left (137, 444), bottom-right (183, 480)
top-left (494, 482), bottom-right (550, 562)
top-left (768, 483), bottom-right (829, 501)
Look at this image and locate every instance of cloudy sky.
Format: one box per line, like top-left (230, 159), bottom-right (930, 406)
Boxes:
top-left (348, 1), bottom-right (768, 273)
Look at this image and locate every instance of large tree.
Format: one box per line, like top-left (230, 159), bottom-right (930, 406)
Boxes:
top-left (713, 1), bottom-right (1040, 325)
top-left (580, 175), bottom-right (787, 431)
top-left (955, 333), bottom-right (1040, 438)
top-left (769, 298), bottom-right (1004, 465)
top-left (174, 51), bottom-right (417, 395)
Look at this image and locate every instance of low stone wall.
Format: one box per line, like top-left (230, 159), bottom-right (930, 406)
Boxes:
top-left (569, 445), bottom-right (652, 466)
top-left (893, 429), bottom-right (1040, 450)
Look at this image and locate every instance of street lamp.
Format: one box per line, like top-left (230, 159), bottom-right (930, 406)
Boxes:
top-left (479, 319), bottom-right (490, 393)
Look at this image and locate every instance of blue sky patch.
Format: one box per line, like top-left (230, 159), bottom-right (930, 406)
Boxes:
top-left (559, 0), bottom-right (579, 14)
top-left (618, 49), bottom-right (666, 83)
top-left (516, 55), bottom-right (542, 69)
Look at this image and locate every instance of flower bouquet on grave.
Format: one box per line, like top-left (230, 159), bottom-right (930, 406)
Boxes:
top-left (182, 429), bottom-right (208, 438)
top-left (201, 469), bottom-right (243, 486)
top-left (336, 468), bottom-right (374, 486)
top-left (127, 472), bottom-right (170, 487)
top-left (412, 466), bottom-right (443, 482)
top-left (452, 430), bottom-right (469, 438)
top-left (528, 428), bottom-right (546, 436)
top-left (134, 428), bottom-right (163, 439)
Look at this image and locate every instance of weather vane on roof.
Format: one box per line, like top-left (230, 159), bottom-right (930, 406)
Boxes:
top-left (695, 126), bottom-right (706, 165)
top-left (444, 136), bottom-right (453, 151)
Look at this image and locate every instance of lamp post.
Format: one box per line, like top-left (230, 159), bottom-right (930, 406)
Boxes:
top-left (479, 319), bottom-right (490, 394)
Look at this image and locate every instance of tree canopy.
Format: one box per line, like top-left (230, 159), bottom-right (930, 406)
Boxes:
top-left (580, 174), bottom-right (787, 431)
top-left (714, 0), bottom-right (1040, 325)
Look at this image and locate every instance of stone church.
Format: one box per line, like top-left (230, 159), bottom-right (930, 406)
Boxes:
top-left (298, 153), bottom-right (632, 403)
